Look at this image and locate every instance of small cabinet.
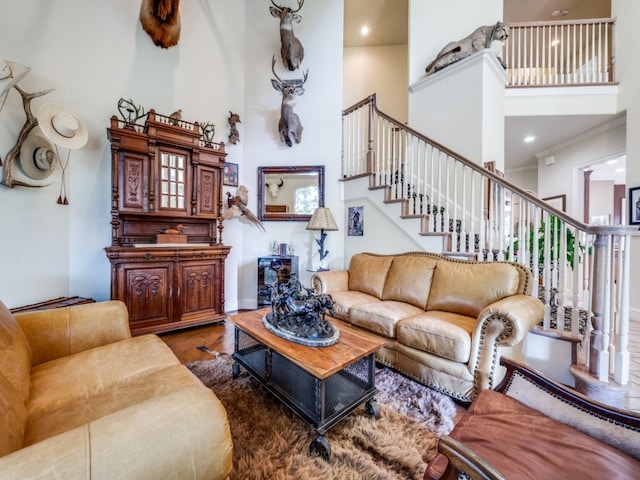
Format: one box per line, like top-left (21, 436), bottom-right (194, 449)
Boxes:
top-left (105, 109), bottom-right (230, 335)
top-left (257, 256), bottom-right (299, 307)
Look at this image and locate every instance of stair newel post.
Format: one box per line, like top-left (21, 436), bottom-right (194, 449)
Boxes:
top-left (366, 94), bottom-right (375, 179)
top-left (614, 233), bottom-right (630, 384)
top-left (588, 230), bottom-right (610, 380)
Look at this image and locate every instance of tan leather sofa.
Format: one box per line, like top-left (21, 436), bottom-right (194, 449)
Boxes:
top-left (0, 300), bottom-right (232, 479)
top-left (311, 252), bottom-right (544, 402)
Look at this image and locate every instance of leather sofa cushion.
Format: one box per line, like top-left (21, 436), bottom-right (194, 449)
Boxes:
top-left (427, 262), bottom-right (520, 317)
top-left (350, 301), bottom-right (424, 338)
top-left (382, 256), bottom-right (437, 309)
top-left (348, 254), bottom-right (393, 299)
top-left (397, 311), bottom-right (475, 363)
top-left (23, 364), bottom-right (202, 447)
top-left (449, 389), bottom-right (640, 479)
top-left (327, 291), bottom-right (380, 321)
top-left (0, 301), bottom-right (32, 403)
top-left (27, 335), bottom-right (179, 421)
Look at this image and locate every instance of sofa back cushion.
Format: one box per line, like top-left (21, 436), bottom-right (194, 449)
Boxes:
top-left (348, 254), bottom-right (393, 299)
top-left (0, 301), bottom-right (32, 403)
top-left (382, 256), bottom-right (437, 309)
top-left (427, 261), bottom-right (520, 317)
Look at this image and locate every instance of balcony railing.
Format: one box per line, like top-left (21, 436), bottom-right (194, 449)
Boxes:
top-left (504, 18), bottom-right (616, 87)
top-left (343, 94), bottom-right (638, 392)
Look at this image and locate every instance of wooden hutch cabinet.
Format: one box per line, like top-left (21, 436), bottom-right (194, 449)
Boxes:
top-left (105, 110), bottom-right (231, 335)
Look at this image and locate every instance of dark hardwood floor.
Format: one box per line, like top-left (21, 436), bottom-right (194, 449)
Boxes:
top-left (159, 314), bottom-right (242, 363)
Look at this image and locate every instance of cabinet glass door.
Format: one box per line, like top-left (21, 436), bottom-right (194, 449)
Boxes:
top-left (160, 152), bottom-right (186, 210)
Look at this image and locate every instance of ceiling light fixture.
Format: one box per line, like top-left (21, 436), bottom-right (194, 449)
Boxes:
top-left (551, 9), bottom-right (570, 17)
top-left (551, 39), bottom-right (560, 47)
top-left (606, 159), bottom-right (618, 164)
top-left (361, 25), bottom-right (369, 36)
top-left (524, 135), bottom-right (535, 143)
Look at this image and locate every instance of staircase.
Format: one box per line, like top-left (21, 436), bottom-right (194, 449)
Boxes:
top-left (342, 93), bottom-right (638, 401)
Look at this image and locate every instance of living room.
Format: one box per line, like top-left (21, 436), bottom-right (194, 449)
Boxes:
top-left (1, 0), bottom-right (639, 477)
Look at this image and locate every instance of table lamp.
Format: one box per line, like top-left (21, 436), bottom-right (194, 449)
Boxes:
top-left (306, 207), bottom-right (338, 270)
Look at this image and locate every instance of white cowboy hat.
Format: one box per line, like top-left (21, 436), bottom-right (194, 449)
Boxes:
top-left (20, 132), bottom-right (57, 180)
top-left (37, 103), bottom-right (88, 150)
top-left (0, 60), bottom-right (30, 99)
top-left (19, 131), bottom-right (57, 180)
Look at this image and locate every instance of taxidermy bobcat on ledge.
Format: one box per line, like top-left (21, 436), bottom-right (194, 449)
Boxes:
top-left (425, 21), bottom-right (509, 77)
top-left (140, 0), bottom-right (181, 49)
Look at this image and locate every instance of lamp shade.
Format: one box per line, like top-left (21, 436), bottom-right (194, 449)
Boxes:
top-left (306, 207), bottom-right (338, 231)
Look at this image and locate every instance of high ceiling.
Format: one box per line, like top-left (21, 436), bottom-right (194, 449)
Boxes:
top-left (343, 0), bottom-right (622, 181)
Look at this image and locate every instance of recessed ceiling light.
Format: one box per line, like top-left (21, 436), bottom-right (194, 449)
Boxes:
top-left (615, 168), bottom-right (625, 173)
top-left (361, 25), bottom-right (369, 36)
top-left (552, 9), bottom-right (570, 17)
top-left (606, 159), bottom-right (618, 164)
top-left (551, 39), bottom-right (560, 47)
top-left (524, 135), bottom-right (535, 143)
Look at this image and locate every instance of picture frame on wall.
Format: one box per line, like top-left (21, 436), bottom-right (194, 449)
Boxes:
top-left (348, 206), bottom-right (363, 236)
top-left (629, 186), bottom-right (640, 225)
top-left (223, 162), bottom-right (238, 187)
top-left (542, 194), bottom-right (566, 212)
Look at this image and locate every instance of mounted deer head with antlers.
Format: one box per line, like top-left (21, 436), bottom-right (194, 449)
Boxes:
top-left (269, 0), bottom-right (305, 71)
top-left (140, 0), bottom-right (181, 49)
top-left (271, 56), bottom-right (308, 147)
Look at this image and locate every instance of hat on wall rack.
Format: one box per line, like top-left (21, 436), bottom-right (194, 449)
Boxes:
top-left (19, 130), bottom-right (57, 181)
top-left (0, 60), bottom-right (30, 111)
top-left (36, 103), bottom-right (88, 204)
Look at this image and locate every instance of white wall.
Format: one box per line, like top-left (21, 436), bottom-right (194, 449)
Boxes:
top-left (343, 45), bottom-right (408, 122)
top-left (505, 166), bottom-right (537, 193)
top-left (0, 0), bottom-right (343, 311)
top-left (589, 181), bottom-right (614, 223)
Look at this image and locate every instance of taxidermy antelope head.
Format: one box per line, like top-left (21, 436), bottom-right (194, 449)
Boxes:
top-left (270, 0), bottom-right (305, 71)
top-left (271, 56), bottom-right (308, 147)
top-left (140, 0), bottom-right (181, 49)
top-left (266, 178), bottom-right (284, 198)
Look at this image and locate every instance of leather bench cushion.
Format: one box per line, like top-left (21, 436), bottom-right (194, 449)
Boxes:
top-left (427, 262), bottom-right (520, 317)
top-left (350, 301), bottom-right (424, 338)
top-left (449, 389), bottom-right (640, 479)
top-left (382, 256), bottom-right (437, 309)
top-left (27, 334), bottom-right (180, 420)
top-left (348, 254), bottom-right (393, 299)
top-left (397, 311), bottom-right (475, 363)
top-left (328, 291), bottom-right (380, 321)
top-left (23, 364), bottom-right (202, 447)
top-left (0, 301), bottom-right (32, 403)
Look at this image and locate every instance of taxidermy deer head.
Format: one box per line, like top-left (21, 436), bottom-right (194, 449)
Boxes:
top-left (140, 0), bottom-right (181, 49)
top-left (269, 0), bottom-right (305, 71)
top-left (271, 56), bottom-right (308, 147)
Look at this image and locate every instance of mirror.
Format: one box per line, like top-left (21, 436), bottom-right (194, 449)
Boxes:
top-left (258, 165), bottom-right (325, 221)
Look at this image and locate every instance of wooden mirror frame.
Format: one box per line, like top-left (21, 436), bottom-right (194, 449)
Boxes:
top-left (257, 165), bottom-right (325, 221)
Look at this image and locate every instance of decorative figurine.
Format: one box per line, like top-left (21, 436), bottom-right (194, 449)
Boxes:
top-left (224, 185), bottom-right (265, 232)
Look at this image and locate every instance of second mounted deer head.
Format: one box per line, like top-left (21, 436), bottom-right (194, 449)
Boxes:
top-left (140, 0), bottom-right (181, 49)
top-left (271, 56), bottom-right (308, 147)
top-left (269, 0), bottom-right (305, 71)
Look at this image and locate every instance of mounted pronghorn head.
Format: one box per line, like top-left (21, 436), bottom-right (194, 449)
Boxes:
top-left (269, 0), bottom-right (305, 71)
top-left (266, 178), bottom-right (285, 198)
top-left (271, 55), bottom-right (308, 147)
top-left (140, 0), bottom-right (181, 49)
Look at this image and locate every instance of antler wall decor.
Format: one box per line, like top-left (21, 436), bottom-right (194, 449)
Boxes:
top-left (1, 84), bottom-right (55, 188)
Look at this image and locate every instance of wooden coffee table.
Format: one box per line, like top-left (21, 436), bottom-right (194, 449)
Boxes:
top-left (228, 309), bottom-right (384, 459)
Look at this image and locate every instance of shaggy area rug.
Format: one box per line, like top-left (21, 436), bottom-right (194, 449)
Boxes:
top-left (187, 354), bottom-right (460, 480)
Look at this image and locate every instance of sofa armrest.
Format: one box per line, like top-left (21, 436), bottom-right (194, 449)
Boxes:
top-left (467, 294), bottom-right (544, 393)
top-left (497, 358), bottom-right (640, 460)
top-left (310, 270), bottom-right (349, 294)
top-left (15, 300), bottom-right (131, 366)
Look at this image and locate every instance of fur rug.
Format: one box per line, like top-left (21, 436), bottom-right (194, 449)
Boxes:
top-left (187, 354), bottom-right (460, 480)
